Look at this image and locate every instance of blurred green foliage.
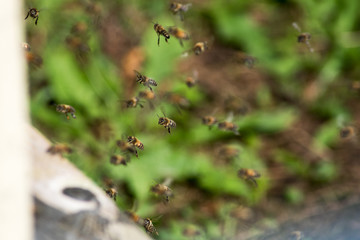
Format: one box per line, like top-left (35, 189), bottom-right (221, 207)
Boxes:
top-left (27, 0), bottom-right (360, 238)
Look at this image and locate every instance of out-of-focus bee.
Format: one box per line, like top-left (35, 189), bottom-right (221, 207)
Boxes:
top-left (47, 143), bottom-right (72, 156)
top-left (125, 97), bottom-right (144, 108)
top-left (138, 90), bottom-right (156, 100)
top-left (218, 121), bottom-right (239, 135)
top-left (153, 23), bottom-right (170, 46)
top-left (25, 52), bottom-right (43, 68)
top-left (116, 140), bottom-right (138, 158)
top-left (151, 183), bottom-right (173, 203)
top-left (238, 168), bottom-right (261, 187)
top-left (217, 145), bottom-right (240, 161)
top-left (71, 22), bottom-right (88, 35)
top-left (105, 187), bottom-right (117, 201)
top-left (169, 2), bottom-right (192, 21)
top-left (182, 227), bottom-right (201, 237)
top-left (127, 136), bottom-right (144, 150)
top-left (66, 36), bottom-right (90, 54)
top-left (25, 8), bottom-right (40, 25)
top-left (168, 27), bottom-right (190, 47)
top-left (55, 104), bottom-right (76, 120)
top-left (292, 22), bottom-right (314, 53)
top-left (202, 116), bottom-right (218, 129)
top-left (224, 97), bottom-right (250, 116)
top-left (290, 231), bottom-right (303, 240)
top-left (125, 211), bottom-right (142, 224)
top-left (110, 155), bottom-right (129, 166)
top-left (165, 92), bottom-right (190, 109)
top-left (193, 41), bottom-right (208, 55)
top-left (143, 218), bottom-right (159, 236)
top-left (339, 126), bottom-right (357, 139)
top-left (134, 70), bottom-right (158, 91)
top-left (185, 70), bottom-right (198, 88)
top-left (158, 115), bottom-right (176, 134)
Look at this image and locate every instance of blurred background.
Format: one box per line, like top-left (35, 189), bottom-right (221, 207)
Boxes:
top-left (25, 0), bottom-right (360, 239)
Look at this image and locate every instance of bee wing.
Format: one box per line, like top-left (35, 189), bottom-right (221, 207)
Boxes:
top-left (292, 22), bottom-right (302, 33)
top-left (181, 3), bottom-right (192, 12)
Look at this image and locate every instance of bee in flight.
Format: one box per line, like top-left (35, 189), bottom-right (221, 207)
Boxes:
top-left (168, 27), bottom-right (190, 47)
top-left (110, 155), bottom-right (129, 166)
top-left (153, 23), bottom-right (170, 46)
top-left (125, 97), bottom-right (144, 108)
top-left (202, 116), bottom-right (218, 129)
top-left (169, 2), bottom-right (192, 21)
top-left (151, 183), bottom-right (173, 203)
top-left (164, 92), bottom-right (190, 109)
top-left (185, 70), bottom-right (198, 88)
top-left (25, 8), bottom-right (40, 25)
top-left (116, 140), bottom-right (138, 158)
top-left (193, 41), bottom-right (208, 55)
top-left (158, 115), bottom-right (176, 134)
top-left (292, 22), bottom-right (314, 53)
top-left (143, 218), bottom-right (159, 236)
top-left (238, 168), bottom-right (261, 187)
top-left (218, 121), bottom-right (239, 135)
top-left (217, 145), bottom-right (240, 162)
top-left (55, 104), bottom-right (76, 120)
top-left (138, 90), bottom-right (156, 100)
top-left (134, 70), bottom-right (158, 91)
top-left (105, 187), bottom-right (117, 201)
top-left (47, 143), bottom-right (72, 156)
top-left (339, 125), bottom-right (357, 140)
top-left (127, 136), bottom-right (144, 150)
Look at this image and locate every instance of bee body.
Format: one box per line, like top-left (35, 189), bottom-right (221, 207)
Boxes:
top-left (143, 218), bottom-right (159, 236)
top-left (116, 140), bottom-right (138, 157)
top-left (218, 121), bottom-right (238, 134)
top-left (127, 136), bottom-right (144, 150)
top-left (238, 168), bottom-right (260, 187)
top-left (25, 8), bottom-right (40, 25)
top-left (169, 2), bottom-right (192, 21)
top-left (126, 97), bottom-right (144, 108)
top-left (158, 117), bottom-right (176, 134)
top-left (185, 76), bottom-right (197, 87)
top-left (297, 33), bottom-right (311, 43)
top-left (55, 104), bottom-right (76, 120)
top-left (134, 70), bottom-right (158, 91)
top-left (202, 116), bottom-right (218, 129)
top-left (47, 143), bottom-right (72, 155)
top-left (138, 90), bottom-right (156, 100)
top-left (105, 188), bottom-right (117, 201)
top-left (154, 23), bottom-right (170, 46)
top-left (110, 155), bottom-right (128, 166)
top-left (125, 211), bottom-right (141, 224)
top-left (168, 27), bottom-right (190, 47)
top-left (151, 183), bottom-right (173, 203)
top-left (193, 42), bottom-right (208, 55)
top-left (218, 146), bottom-right (239, 161)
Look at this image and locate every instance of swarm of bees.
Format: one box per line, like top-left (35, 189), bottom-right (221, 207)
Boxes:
top-left (238, 168), bottom-right (261, 187)
top-left (25, 8), bottom-right (40, 25)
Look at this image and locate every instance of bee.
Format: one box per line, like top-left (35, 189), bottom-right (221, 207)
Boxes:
top-left (143, 218), bottom-right (159, 236)
top-left (158, 115), bottom-right (176, 134)
top-left (153, 23), bottom-right (170, 46)
top-left (138, 90), bottom-right (156, 100)
top-left (169, 2), bottom-right (192, 21)
top-left (193, 41), bottom-right (208, 55)
top-left (125, 211), bottom-right (142, 224)
top-left (22, 42), bottom-right (31, 52)
top-left (55, 104), bottom-right (76, 120)
top-left (168, 27), bottom-right (190, 47)
top-left (127, 136), bottom-right (144, 150)
top-left (292, 22), bottom-right (314, 53)
top-left (25, 52), bottom-right (43, 68)
top-left (71, 22), bottom-right (88, 35)
top-left (340, 126), bottom-right (357, 139)
top-left (224, 97), bottom-right (250, 116)
top-left (66, 36), bottom-right (90, 54)
top-left (202, 116), bottom-right (218, 129)
top-left (218, 121), bottom-right (239, 135)
top-left (25, 8), bottom-right (40, 25)
top-left (238, 168), bottom-right (261, 187)
top-left (134, 70), bottom-right (158, 91)
top-left (182, 227), bottom-right (201, 237)
top-left (151, 183), bottom-right (173, 203)
top-left (125, 97), bottom-right (144, 108)
top-left (290, 231), bottom-right (303, 240)
top-left (110, 155), bottom-right (129, 166)
top-left (217, 145), bottom-right (240, 161)
top-left (185, 70), bottom-right (198, 88)
top-left (47, 143), bottom-right (72, 156)
top-left (105, 187), bottom-right (117, 201)
top-left (165, 92), bottom-right (190, 109)
top-left (116, 140), bottom-right (138, 158)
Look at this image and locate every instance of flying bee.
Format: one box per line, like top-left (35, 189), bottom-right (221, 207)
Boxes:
top-left (153, 23), bottom-right (170, 46)
top-left (116, 140), bottom-right (138, 158)
top-left (158, 115), bottom-right (176, 134)
top-left (217, 145), bottom-right (240, 162)
top-left (224, 96), bottom-right (250, 116)
top-left (169, 2), bottom-right (192, 21)
top-left (125, 97), bottom-right (144, 108)
top-left (47, 143), bottom-right (72, 156)
top-left (151, 183), bottom-right (173, 203)
top-left (202, 116), bottom-right (218, 129)
top-left (55, 104), bottom-right (76, 120)
top-left (105, 187), bottom-right (117, 201)
top-left (218, 121), bottom-right (239, 135)
top-left (143, 218), bottom-right (159, 236)
top-left (25, 52), bottom-right (43, 68)
top-left (66, 36), bottom-right (90, 54)
top-left (168, 27), bottom-right (190, 47)
top-left (71, 22), bottom-right (88, 35)
top-left (25, 8), bottom-right (40, 25)
top-left (193, 41), bottom-right (208, 55)
top-left (185, 70), bottom-right (199, 88)
top-left (134, 70), bottom-right (158, 91)
top-left (339, 126), bottom-right (357, 139)
top-left (110, 155), bottom-right (129, 166)
top-left (127, 136), bottom-right (144, 150)
top-left (165, 92), bottom-right (190, 109)
top-left (238, 168), bottom-right (261, 187)
top-left (138, 90), bottom-right (156, 100)
top-left (125, 211), bottom-right (142, 224)
top-left (292, 22), bottom-right (314, 53)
